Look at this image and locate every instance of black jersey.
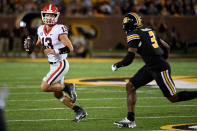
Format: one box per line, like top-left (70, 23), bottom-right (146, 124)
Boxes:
top-left (127, 27), bottom-right (167, 66)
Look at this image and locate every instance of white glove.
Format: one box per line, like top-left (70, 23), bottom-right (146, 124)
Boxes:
top-left (112, 64), bottom-right (118, 72)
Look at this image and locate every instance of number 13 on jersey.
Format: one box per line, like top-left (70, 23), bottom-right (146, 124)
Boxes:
top-left (42, 37), bottom-right (53, 49)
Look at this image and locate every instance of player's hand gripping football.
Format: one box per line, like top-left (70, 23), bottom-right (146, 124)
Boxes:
top-left (112, 64), bottom-right (118, 72)
top-left (24, 36), bottom-right (30, 51)
top-left (24, 36), bottom-right (35, 54)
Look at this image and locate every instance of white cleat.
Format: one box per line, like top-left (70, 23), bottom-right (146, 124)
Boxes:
top-left (114, 117), bottom-right (136, 128)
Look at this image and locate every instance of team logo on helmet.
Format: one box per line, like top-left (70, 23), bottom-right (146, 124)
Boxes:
top-left (123, 17), bottom-right (130, 24)
top-left (41, 4), bottom-right (60, 25)
top-left (122, 12), bottom-right (143, 32)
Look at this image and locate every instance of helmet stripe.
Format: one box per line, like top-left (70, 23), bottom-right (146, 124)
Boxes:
top-left (130, 12), bottom-right (142, 27)
top-left (131, 13), bottom-right (141, 25)
top-left (49, 4), bottom-right (52, 11)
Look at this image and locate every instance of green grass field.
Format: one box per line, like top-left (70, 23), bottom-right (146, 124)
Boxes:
top-left (0, 58), bottom-right (197, 131)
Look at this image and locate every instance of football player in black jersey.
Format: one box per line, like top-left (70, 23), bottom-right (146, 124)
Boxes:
top-left (112, 12), bottom-right (197, 128)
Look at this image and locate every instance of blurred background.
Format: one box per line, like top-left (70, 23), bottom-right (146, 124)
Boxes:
top-left (0, 0), bottom-right (197, 58)
top-left (0, 1), bottom-right (197, 130)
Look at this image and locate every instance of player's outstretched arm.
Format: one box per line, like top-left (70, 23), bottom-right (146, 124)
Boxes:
top-left (112, 48), bottom-right (137, 72)
top-left (160, 39), bottom-right (170, 59)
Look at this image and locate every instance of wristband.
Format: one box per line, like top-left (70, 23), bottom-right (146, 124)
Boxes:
top-left (59, 46), bottom-right (70, 54)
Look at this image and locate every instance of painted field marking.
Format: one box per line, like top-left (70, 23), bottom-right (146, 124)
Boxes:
top-left (7, 97), bottom-right (165, 102)
top-left (145, 130), bottom-right (169, 131)
top-left (5, 105), bottom-right (197, 112)
top-left (1, 58), bottom-right (197, 63)
top-left (161, 123), bottom-right (197, 131)
top-left (7, 115), bottom-right (197, 122)
top-left (0, 58), bottom-right (122, 63)
top-left (8, 89), bottom-right (160, 95)
top-left (3, 76), bottom-right (197, 89)
top-left (64, 76), bottom-right (197, 88)
top-left (145, 130), bottom-right (170, 131)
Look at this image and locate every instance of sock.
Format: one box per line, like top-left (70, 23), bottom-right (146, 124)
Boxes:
top-left (127, 112), bottom-right (135, 121)
top-left (73, 105), bottom-right (80, 112)
top-left (177, 91), bottom-right (197, 102)
top-left (62, 83), bottom-right (70, 92)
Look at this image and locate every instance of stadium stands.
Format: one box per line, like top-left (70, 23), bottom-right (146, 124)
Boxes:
top-left (0, 0), bottom-right (197, 57)
top-left (0, 0), bottom-right (196, 16)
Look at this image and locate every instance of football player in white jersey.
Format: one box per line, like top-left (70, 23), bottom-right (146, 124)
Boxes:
top-left (24, 4), bottom-right (87, 122)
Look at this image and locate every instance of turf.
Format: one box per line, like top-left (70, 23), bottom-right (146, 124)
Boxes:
top-left (0, 59), bottom-right (197, 131)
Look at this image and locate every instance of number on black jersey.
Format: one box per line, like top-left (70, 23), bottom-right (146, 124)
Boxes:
top-left (148, 31), bottom-right (159, 48)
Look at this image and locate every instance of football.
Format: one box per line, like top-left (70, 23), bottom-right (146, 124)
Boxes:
top-left (24, 36), bottom-right (35, 54)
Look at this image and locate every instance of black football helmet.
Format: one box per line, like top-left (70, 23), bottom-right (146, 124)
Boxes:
top-left (122, 12), bottom-right (143, 32)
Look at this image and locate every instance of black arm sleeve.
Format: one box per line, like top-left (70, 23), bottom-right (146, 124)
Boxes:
top-left (115, 52), bottom-right (135, 68)
top-left (59, 46), bottom-right (70, 54)
top-left (159, 38), bottom-right (170, 59)
top-left (160, 45), bottom-right (169, 59)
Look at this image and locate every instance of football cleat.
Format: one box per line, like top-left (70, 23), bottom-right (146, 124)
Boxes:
top-left (64, 83), bottom-right (77, 103)
top-left (114, 117), bottom-right (136, 128)
top-left (72, 107), bottom-right (87, 122)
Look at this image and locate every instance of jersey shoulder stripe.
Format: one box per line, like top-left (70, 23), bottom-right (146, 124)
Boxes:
top-left (127, 34), bottom-right (140, 42)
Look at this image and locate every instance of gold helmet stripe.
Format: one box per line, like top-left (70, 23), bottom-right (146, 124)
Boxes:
top-left (129, 12), bottom-right (143, 28)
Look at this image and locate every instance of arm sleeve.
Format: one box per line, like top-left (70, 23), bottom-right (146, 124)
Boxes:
top-left (159, 38), bottom-right (170, 59)
top-left (115, 52), bottom-right (135, 68)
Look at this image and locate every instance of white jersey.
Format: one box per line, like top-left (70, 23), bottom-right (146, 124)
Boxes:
top-left (37, 24), bottom-right (68, 62)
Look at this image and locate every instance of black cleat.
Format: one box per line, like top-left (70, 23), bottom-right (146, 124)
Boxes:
top-left (64, 83), bottom-right (77, 103)
top-left (114, 117), bottom-right (136, 128)
top-left (72, 107), bottom-right (87, 122)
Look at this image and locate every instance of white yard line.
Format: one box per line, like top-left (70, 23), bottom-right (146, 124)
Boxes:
top-left (7, 115), bottom-right (197, 122)
top-left (5, 105), bottom-right (197, 112)
top-left (7, 97), bottom-right (165, 102)
top-left (9, 89), bottom-right (159, 95)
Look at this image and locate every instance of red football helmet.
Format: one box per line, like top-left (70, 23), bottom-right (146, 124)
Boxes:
top-left (41, 4), bottom-right (60, 25)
